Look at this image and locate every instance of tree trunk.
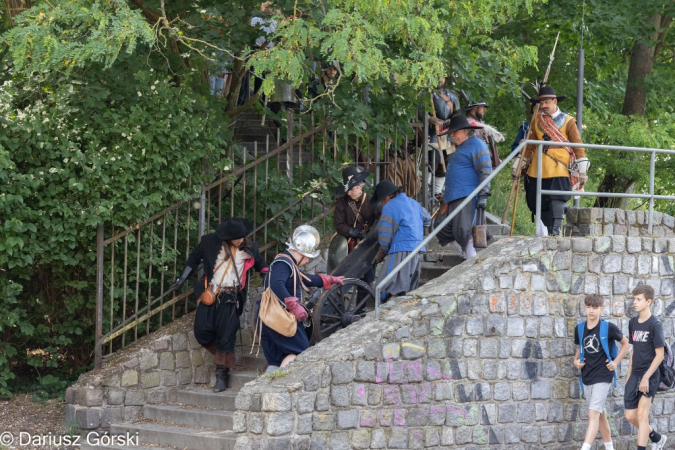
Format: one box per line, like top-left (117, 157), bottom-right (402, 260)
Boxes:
top-left (594, 14), bottom-right (668, 207)
top-left (226, 58), bottom-right (247, 113)
top-left (621, 41), bottom-right (656, 116)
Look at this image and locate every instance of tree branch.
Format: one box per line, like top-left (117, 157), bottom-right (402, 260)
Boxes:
top-left (653, 15), bottom-right (672, 59)
top-left (128, 0), bottom-right (161, 24)
top-left (225, 90), bottom-right (263, 117)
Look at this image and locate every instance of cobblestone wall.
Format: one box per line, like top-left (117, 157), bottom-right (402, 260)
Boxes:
top-left (64, 314), bottom-right (217, 431)
top-left (566, 207), bottom-right (675, 238)
top-left (233, 236), bottom-right (675, 450)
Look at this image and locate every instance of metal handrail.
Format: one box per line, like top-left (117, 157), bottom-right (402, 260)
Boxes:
top-left (373, 140), bottom-right (526, 319)
top-left (531, 139), bottom-right (675, 235)
top-left (374, 138), bottom-right (675, 319)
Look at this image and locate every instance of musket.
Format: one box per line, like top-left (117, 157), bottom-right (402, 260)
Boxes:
top-left (502, 32), bottom-right (560, 233)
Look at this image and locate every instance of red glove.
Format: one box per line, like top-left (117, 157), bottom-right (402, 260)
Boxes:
top-left (284, 297), bottom-right (308, 321)
top-left (319, 274), bottom-right (345, 290)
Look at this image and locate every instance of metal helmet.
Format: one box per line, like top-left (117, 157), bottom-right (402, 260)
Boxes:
top-left (286, 224), bottom-right (321, 258)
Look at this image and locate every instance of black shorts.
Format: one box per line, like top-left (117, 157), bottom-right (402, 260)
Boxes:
top-left (624, 372), bottom-right (660, 410)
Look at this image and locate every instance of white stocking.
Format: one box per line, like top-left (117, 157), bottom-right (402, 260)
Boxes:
top-left (464, 238), bottom-right (477, 259)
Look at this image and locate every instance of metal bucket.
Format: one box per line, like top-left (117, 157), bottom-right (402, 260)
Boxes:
top-left (473, 209), bottom-right (487, 248)
top-left (270, 81), bottom-right (297, 106)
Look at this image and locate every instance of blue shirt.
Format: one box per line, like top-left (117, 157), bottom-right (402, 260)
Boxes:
top-left (444, 136), bottom-right (492, 204)
top-left (378, 193), bottom-right (431, 254)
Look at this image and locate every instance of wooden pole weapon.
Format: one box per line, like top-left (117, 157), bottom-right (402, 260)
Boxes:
top-left (502, 32), bottom-right (560, 235)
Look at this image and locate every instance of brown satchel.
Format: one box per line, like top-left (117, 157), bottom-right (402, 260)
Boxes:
top-left (198, 249), bottom-right (236, 306)
top-left (254, 255), bottom-right (299, 339)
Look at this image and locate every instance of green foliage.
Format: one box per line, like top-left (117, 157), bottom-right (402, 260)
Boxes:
top-left (0, 56), bottom-right (231, 397)
top-left (5, 0), bottom-right (153, 74)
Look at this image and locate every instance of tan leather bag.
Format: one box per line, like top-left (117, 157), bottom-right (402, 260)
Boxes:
top-left (256, 257), bottom-right (298, 337)
top-left (198, 249), bottom-right (235, 305)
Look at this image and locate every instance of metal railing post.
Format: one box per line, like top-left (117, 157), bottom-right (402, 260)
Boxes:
top-left (535, 144), bottom-right (543, 229)
top-left (95, 224), bottom-right (104, 372)
top-left (199, 158), bottom-right (206, 237)
top-left (648, 151), bottom-right (655, 234)
top-left (375, 139), bottom-right (381, 185)
top-left (287, 109), bottom-right (294, 183)
top-left (422, 112), bottom-right (429, 209)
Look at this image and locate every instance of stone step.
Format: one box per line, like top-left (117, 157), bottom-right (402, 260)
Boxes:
top-left (80, 443), bottom-right (170, 450)
top-left (229, 370), bottom-right (258, 390)
top-left (420, 263), bottom-right (451, 282)
top-left (176, 389), bottom-right (238, 410)
top-left (109, 422), bottom-right (236, 450)
top-left (239, 353), bottom-right (268, 371)
top-left (143, 404), bottom-right (233, 429)
top-left (234, 129), bottom-right (278, 141)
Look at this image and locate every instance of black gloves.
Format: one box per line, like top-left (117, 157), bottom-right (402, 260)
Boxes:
top-left (348, 228), bottom-right (366, 240)
top-left (169, 266), bottom-right (193, 291)
top-left (476, 195), bottom-right (487, 210)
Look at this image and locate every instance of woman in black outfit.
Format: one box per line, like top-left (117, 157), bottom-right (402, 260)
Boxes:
top-left (171, 218), bottom-right (268, 392)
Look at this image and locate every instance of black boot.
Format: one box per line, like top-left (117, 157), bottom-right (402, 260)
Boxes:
top-left (213, 365), bottom-right (229, 393)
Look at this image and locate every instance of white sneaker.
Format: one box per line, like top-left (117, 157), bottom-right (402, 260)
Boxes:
top-left (651, 435), bottom-right (667, 450)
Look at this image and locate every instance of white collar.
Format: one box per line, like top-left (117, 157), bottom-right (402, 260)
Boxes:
top-left (548, 107), bottom-right (562, 119)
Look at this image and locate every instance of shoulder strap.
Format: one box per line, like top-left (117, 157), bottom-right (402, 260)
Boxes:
top-left (599, 319), bottom-right (618, 387)
top-left (577, 321), bottom-right (586, 396)
top-left (225, 246), bottom-right (242, 288)
top-left (577, 322), bottom-right (586, 362)
top-left (349, 194), bottom-right (366, 229)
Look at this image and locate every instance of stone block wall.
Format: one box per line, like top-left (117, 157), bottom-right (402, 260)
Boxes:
top-left (566, 208), bottom-right (675, 238)
top-left (64, 313), bottom-right (218, 431)
top-left (233, 236), bottom-right (675, 450)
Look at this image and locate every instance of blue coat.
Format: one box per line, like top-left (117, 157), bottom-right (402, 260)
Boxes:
top-left (444, 136), bottom-right (492, 204)
top-left (378, 193), bottom-right (431, 254)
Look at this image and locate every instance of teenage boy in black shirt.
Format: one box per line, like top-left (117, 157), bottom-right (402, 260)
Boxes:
top-left (574, 294), bottom-right (630, 450)
top-left (624, 284), bottom-right (667, 450)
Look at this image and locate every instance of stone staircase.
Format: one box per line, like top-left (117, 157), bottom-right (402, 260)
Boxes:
top-left (420, 211), bottom-right (511, 284)
top-left (232, 111), bottom-right (279, 153)
top-left (81, 353), bottom-right (266, 450)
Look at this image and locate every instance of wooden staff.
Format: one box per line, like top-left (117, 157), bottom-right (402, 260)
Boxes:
top-left (502, 32), bottom-right (560, 235)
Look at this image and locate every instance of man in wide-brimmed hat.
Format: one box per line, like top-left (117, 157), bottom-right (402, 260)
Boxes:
top-left (464, 99), bottom-right (504, 168)
top-left (520, 85), bottom-right (589, 236)
top-left (170, 217), bottom-right (268, 392)
top-left (371, 179), bottom-right (430, 301)
top-left (436, 114), bottom-right (492, 259)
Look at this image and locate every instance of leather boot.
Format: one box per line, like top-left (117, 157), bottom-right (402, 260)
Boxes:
top-left (213, 365), bottom-right (229, 393)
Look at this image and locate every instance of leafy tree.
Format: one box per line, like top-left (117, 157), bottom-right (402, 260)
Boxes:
top-left (0, 0), bottom-right (546, 397)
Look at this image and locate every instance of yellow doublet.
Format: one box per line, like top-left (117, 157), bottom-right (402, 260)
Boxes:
top-left (524, 114), bottom-right (586, 179)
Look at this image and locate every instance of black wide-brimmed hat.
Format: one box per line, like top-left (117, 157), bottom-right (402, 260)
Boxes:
top-left (444, 114), bottom-right (484, 134)
top-left (341, 166), bottom-right (370, 192)
top-left (216, 217), bottom-right (253, 241)
top-left (371, 179), bottom-right (405, 204)
top-left (536, 85), bottom-right (566, 103)
top-left (462, 99), bottom-right (490, 112)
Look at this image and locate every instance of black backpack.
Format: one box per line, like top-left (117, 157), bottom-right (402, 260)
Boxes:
top-left (658, 340), bottom-right (675, 391)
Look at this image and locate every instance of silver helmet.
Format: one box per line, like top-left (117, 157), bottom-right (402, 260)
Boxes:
top-left (286, 224), bottom-right (321, 258)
